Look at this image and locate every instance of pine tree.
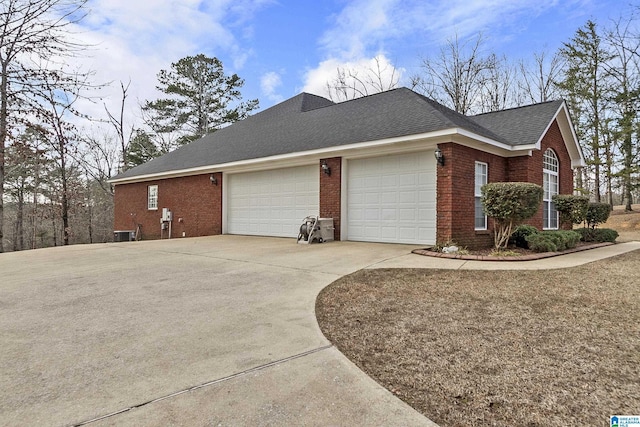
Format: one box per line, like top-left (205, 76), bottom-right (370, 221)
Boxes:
top-left (142, 54), bottom-right (259, 150)
top-left (126, 130), bottom-right (159, 169)
top-left (558, 20), bottom-right (614, 203)
top-left (607, 16), bottom-right (640, 211)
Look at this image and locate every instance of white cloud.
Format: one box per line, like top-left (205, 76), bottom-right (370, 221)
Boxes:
top-left (320, 0), bottom-right (398, 59)
top-left (302, 54), bottom-right (404, 100)
top-left (260, 71), bottom-right (284, 103)
top-left (317, 0), bottom-right (585, 61)
top-left (302, 0), bottom-right (589, 101)
top-left (67, 0), bottom-right (270, 133)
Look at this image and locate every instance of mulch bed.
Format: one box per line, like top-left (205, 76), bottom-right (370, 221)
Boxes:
top-left (413, 242), bottom-right (614, 261)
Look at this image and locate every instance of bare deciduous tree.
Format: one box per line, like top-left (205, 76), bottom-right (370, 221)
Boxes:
top-left (325, 55), bottom-right (400, 102)
top-left (480, 54), bottom-right (516, 113)
top-left (517, 50), bottom-right (565, 104)
top-left (27, 69), bottom-right (92, 246)
top-left (414, 33), bottom-right (495, 114)
top-left (104, 80), bottom-right (134, 172)
top-left (0, 0), bottom-right (88, 252)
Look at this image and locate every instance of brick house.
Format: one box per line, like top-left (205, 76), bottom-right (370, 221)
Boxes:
top-left (110, 88), bottom-right (584, 248)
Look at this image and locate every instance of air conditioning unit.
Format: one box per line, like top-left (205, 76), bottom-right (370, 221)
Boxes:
top-left (113, 230), bottom-right (135, 242)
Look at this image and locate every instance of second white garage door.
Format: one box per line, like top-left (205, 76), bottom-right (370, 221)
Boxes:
top-left (347, 151), bottom-right (436, 244)
top-left (226, 165), bottom-right (319, 238)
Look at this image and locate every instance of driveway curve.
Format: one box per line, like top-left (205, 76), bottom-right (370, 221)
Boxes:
top-left (0, 236), bottom-right (434, 426)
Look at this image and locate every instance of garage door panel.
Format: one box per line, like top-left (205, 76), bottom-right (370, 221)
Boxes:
top-left (227, 165), bottom-right (319, 238)
top-left (347, 151), bottom-right (436, 245)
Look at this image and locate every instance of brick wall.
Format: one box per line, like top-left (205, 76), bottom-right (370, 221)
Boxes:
top-left (436, 142), bottom-right (507, 249)
top-left (114, 173), bottom-right (222, 240)
top-left (510, 120), bottom-right (574, 230)
top-left (436, 119), bottom-right (576, 249)
top-left (114, 120), bottom-right (575, 246)
top-left (319, 157), bottom-right (342, 240)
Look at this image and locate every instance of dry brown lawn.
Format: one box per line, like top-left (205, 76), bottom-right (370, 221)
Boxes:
top-left (607, 204), bottom-right (640, 242)
top-left (316, 250), bottom-right (640, 426)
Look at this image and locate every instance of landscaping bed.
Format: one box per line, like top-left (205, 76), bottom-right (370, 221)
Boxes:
top-left (413, 241), bottom-right (614, 261)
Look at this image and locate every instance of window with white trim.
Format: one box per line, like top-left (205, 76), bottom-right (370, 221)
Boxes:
top-left (475, 162), bottom-right (488, 230)
top-left (148, 185), bottom-right (158, 210)
top-left (543, 149), bottom-right (559, 229)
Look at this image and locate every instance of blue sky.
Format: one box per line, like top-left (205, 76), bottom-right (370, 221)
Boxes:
top-left (73, 0), bottom-right (634, 129)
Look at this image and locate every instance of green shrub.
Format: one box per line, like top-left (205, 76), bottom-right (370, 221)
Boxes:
top-left (595, 228), bottom-right (619, 242)
top-left (556, 230), bottom-right (581, 249)
top-left (541, 231), bottom-right (565, 250)
top-left (481, 182), bottom-right (543, 249)
top-left (526, 230), bottom-right (581, 252)
top-left (576, 227), bottom-right (618, 242)
top-left (526, 233), bottom-right (557, 252)
top-left (553, 194), bottom-right (589, 225)
top-left (575, 227), bottom-right (593, 241)
top-left (510, 225), bottom-right (538, 248)
top-left (586, 202), bottom-right (611, 229)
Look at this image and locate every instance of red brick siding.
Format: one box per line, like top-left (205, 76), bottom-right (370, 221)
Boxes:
top-left (319, 157), bottom-right (342, 240)
top-left (114, 119), bottom-right (575, 247)
top-left (114, 173), bottom-right (222, 240)
top-left (436, 142), bottom-right (506, 249)
top-left (436, 119), bottom-right (576, 248)
top-left (510, 120), bottom-right (574, 230)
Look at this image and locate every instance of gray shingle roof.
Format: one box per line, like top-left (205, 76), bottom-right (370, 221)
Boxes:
top-left (113, 88), bottom-right (563, 180)
top-left (470, 100), bottom-right (564, 146)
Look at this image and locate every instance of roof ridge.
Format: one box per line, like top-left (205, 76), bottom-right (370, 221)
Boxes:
top-left (325, 87), bottom-right (407, 106)
top-left (409, 91), bottom-right (510, 143)
top-left (471, 99), bottom-right (563, 117)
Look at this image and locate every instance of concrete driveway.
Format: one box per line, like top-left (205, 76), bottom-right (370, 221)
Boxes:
top-left (0, 236), bottom-right (435, 426)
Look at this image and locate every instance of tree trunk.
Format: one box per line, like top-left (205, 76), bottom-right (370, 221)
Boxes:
top-left (16, 185), bottom-right (24, 251)
top-left (87, 196), bottom-right (93, 244)
top-left (51, 206), bottom-right (57, 247)
top-left (62, 180), bottom-right (69, 246)
top-left (59, 138), bottom-right (70, 246)
top-left (0, 62), bottom-right (7, 253)
top-left (605, 140), bottom-right (613, 209)
top-left (624, 134), bottom-right (634, 211)
top-left (575, 167), bottom-right (583, 195)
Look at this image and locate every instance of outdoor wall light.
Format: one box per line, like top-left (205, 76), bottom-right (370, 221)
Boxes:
top-left (210, 174), bottom-right (218, 185)
top-left (321, 161), bottom-right (331, 176)
top-left (434, 147), bottom-right (445, 166)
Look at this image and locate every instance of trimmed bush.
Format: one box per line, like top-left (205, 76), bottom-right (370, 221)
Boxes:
top-left (526, 234), bottom-right (557, 252)
top-left (553, 195), bottom-right (589, 225)
top-left (576, 228), bottom-right (594, 242)
top-left (555, 230), bottom-right (581, 249)
top-left (595, 228), bottom-right (619, 242)
top-left (526, 230), bottom-right (581, 252)
top-left (586, 202), bottom-right (611, 229)
top-left (576, 227), bottom-right (619, 243)
top-left (481, 182), bottom-right (543, 249)
top-left (510, 225), bottom-right (538, 248)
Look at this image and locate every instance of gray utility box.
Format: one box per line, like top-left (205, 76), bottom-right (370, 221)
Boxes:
top-left (113, 230), bottom-right (135, 242)
top-left (316, 218), bottom-right (335, 242)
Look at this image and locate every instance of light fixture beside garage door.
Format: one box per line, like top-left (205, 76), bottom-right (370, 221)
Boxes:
top-left (434, 147), bottom-right (445, 166)
top-left (321, 160), bottom-right (331, 176)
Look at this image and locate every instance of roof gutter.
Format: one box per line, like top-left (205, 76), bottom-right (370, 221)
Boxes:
top-left (108, 128), bottom-right (536, 185)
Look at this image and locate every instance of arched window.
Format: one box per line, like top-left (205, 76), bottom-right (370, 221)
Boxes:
top-left (543, 149), bottom-right (559, 229)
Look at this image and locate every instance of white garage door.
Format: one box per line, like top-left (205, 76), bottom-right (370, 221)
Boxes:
top-left (347, 151), bottom-right (436, 244)
top-left (227, 165), bottom-right (319, 238)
